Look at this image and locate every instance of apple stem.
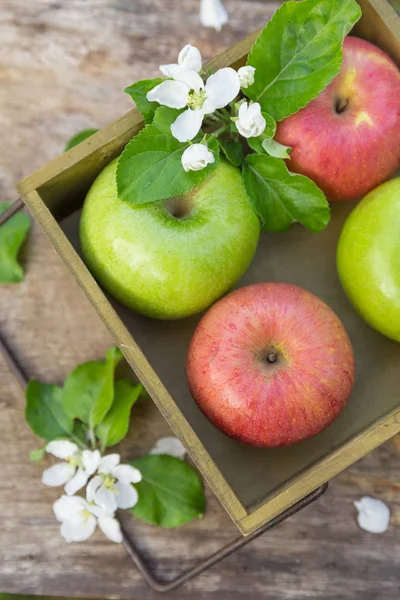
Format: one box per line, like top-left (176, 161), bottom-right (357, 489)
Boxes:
top-left (208, 124), bottom-right (229, 139)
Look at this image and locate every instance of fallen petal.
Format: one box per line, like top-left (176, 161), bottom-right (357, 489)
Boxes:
top-left (150, 437), bottom-right (186, 460)
top-left (200, 0), bottom-right (229, 31)
top-left (354, 496), bottom-right (390, 534)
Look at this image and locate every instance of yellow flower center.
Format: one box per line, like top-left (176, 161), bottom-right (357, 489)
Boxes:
top-left (187, 88), bottom-right (207, 110)
top-left (82, 509), bottom-right (92, 523)
top-left (66, 455), bottom-right (79, 468)
top-left (102, 474), bottom-right (116, 491)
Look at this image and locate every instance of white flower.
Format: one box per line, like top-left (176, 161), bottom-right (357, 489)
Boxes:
top-left (150, 436), bottom-right (187, 459)
top-left (235, 102), bottom-right (266, 138)
top-left (53, 495), bottom-right (122, 544)
top-left (200, 0), bottom-right (229, 31)
top-left (238, 66), bottom-right (256, 89)
top-left (181, 144), bottom-right (215, 172)
top-left (147, 67), bottom-right (240, 142)
top-left (354, 497), bottom-right (391, 534)
top-left (160, 44), bottom-right (202, 78)
top-left (42, 440), bottom-right (101, 496)
top-left (87, 454), bottom-right (142, 513)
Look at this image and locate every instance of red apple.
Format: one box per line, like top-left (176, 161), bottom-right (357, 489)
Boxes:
top-left (187, 283), bottom-right (355, 447)
top-left (275, 37), bottom-right (400, 202)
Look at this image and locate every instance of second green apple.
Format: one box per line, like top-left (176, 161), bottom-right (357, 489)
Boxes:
top-left (337, 177), bottom-right (400, 342)
top-left (80, 159), bottom-right (260, 319)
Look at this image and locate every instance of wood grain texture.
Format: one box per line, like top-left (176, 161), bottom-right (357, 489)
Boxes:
top-left (0, 1), bottom-right (399, 598)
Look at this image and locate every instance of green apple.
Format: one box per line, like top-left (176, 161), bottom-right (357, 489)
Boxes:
top-left (337, 177), bottom-right (400, 342)
top-left (80, 159), bottom-right (260, 319)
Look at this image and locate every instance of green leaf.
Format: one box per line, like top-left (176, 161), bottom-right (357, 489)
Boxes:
top-left (29, 446), bottom-right (46, 462)
top-left (246, 0), bottom-right (361, 121)
top-left (25, 381), bottom-right (74, 441)
top-left (218, 139), bottom-right (244, 167)
top-left (125, 78), bottom-right (165, 123)
top-left (262, 138), bottom-right (292, 159)
top-left (130, 454), bottom-right (206, 528)
top-left (153, 106), bottom-right (183, 133)
top-left (64, 129), bottom-right (99, 152)
top-left (117, 125), bottom-right (219, 205)
top-left (62, 347), bottom-right (123, 428)
top-left (0, 203), bottom-right (30, 283)
top-left (242, 154), bottom-right (330, 233)
top-left (96, 380), bottom-right (142, 449)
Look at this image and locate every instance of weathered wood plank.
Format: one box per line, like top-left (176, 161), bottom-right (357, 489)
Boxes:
top-left (0, 1), bottom-right (399, 598)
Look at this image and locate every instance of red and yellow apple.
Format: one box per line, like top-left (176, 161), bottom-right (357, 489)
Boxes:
top-left (187, 283), bottom-right (355, 447)
top-left (275, 37), bottom-right (400, 202)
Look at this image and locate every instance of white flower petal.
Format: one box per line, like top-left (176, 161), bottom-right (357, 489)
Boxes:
top-left (86, 475), bottom-right (103, 503)
top-left (64, 468), bottom-right (89, 496)
top-left (42, 463), bottom-right (75, 487)
top-left (53, 495), bottom-right (87, 523)
top-left (200, 0), bottom-right (229, 31)
top-left (82, 449), bottom-right (101, 476)
top-left (113, 464), bottom-right (142, 485)
top-left (98, 516), bottom-right (123, 544)
top-left (171, 109), bottom-right (204, 142)
top-left (354, 497), bottom-right (391, 534)
top-left (173, 69), bottom-right (204, 93)
top-left (60, 515), bottom-right (97, 543)
top-left (98, 454), bottom-right (120, 475)
top-left (150, 436), bottom-right (187, 459)
top-left (159, 63), bottom-right (181, 78)
top-left (45, 440), bottom-right (78, 460)
top-left (203, 67), bottom-right (240, 113)
top-left (94, 487), bottom-right (118, 514)
top-left (115, 482), bottom-right (139, 510)
top-left (146, 80), bottom-right (189, 109)
top-left (178, 45), bottom-right (202, 73)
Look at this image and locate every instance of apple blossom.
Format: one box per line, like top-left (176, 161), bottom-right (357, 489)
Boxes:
top-left (235, 101), bottom-right (266, 138)
top-left (238, 66), bottom-right (256, 89)
top-left (42, 440), bottom-right (101, 496)
top-left (181, 143), bottom-right (215, 172)
top-left (160, 44), bottom-right (202, 78)
top-left (150, 436), bottom-right (186, 459)
top-left (54, 495), bottom-right (122, 544)
top-left (147, 67), bottom-right (240, 142)
top-left (354, 497), bottom-right (390, 534)
top-left (200, 0), bottom-right (229, 31)
top-left (87, 453), bottom-right (142, 513)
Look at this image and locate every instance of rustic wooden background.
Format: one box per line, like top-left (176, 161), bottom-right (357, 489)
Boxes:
top-left (1, 1), bottom-right (399, 598)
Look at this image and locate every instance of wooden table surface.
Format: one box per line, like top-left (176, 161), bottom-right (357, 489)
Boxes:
top-left (1, 1), bottom-right (399, 598)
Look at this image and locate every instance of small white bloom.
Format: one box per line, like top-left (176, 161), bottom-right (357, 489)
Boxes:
top-left (235, 102), bottom-right (266, 138)
top-left (42, 441), bottom-right (101, 496)
top-left (87, 453), bottom-right (142, 513)
top-left (200, 0), bottom-right (229, 31)
top-left (147, 67), bottom-right (240, 142)
top-left (354, 497), bottom-right (390, 534)
top-left (53, 495), bottom-right (122, 544)
top-left (160, 44), bottom-right (202, 78)
top-left (181, 144), bottom-right (215, 172)
top-left (238, 66), bottom-right (256, 89)
top-left (150, 436), bottom-right (187, 459)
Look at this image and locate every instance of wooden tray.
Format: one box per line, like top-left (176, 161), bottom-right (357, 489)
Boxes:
top-left (16, 0), bottom-right (400, 536)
